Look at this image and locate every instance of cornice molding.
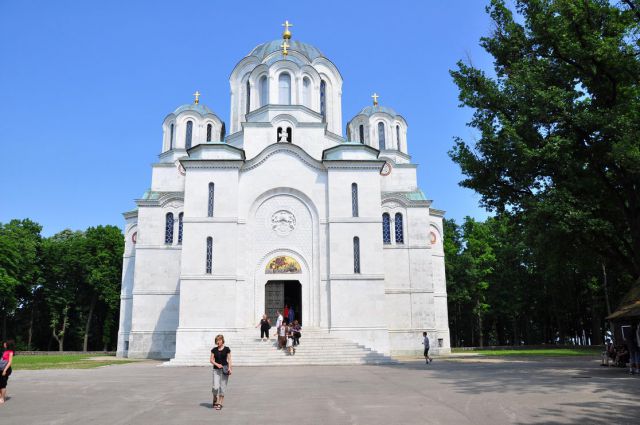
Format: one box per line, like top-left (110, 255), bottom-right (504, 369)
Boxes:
top-left (242, 143), bottom-right (326, 172)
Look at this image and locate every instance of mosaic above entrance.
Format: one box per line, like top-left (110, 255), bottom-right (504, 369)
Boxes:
top-left (265, 256), bottom-right (302, 274)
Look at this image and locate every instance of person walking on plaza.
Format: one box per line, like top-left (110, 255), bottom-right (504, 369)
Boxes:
top-left (422, 332), bottom-right (432, 364)
top-left (283, 305), bottom-right (290, 324)
top-left (256, 314), bottom-right (271, 342)
top-left (0, 340), bottom-right (15, 404)
top-left (210, 334), bottom-right (232, 411)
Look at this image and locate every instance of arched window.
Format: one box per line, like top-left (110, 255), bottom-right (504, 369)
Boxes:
top-left (206, 237), bottom-right (213, 274)
top-left (359, 125), bottom-right (364, 143)
top-left (178, 212), bottom-right (184, 244)
top-left (246, 80), bottom-right (251, 114)
top-left (279, 73), bottom-right (291, 105)
top-left (286, 127), bottom-right (292, 143)
top-left (220, 123), bottom-right (226, 142)
top-left (353, 237), bottom-right (361, 274)
top-left (395, 213), bottom-right (404, 244)
top-left (185, 121), bottom-right (193, 149)
top-left (259, 75), bottom-right (268, 107)
top-left (320, 80), bottom-right (327, 121)
top-left (396, 125), bottom-right (401, 150)
top-left (351, 183), bottom-right (359, 217)
top-left (207, 183), bottom-right (214, 217)
top-left (382, 213), bottom-right (391, 244)
top-left (165, 213), bottom-right (174, 244)
top-left (206, 124), bottom-right (212, 142)
top-left (378, 122), bottom-right (386, 150)
top-left (302, 77), bottom-right (311, 108)
top-left (169, 123), bottom-right (174, 150)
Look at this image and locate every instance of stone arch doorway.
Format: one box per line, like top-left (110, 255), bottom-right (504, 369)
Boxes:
top-left (265, 280), bottom-right (302, 325)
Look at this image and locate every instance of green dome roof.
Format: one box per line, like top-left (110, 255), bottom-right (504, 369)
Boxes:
top-left (358, 105), bottom-right (399, 117)
top-left (173, 103), bottom-right (215, 116)
top-left (248, 39), bottom-right (324, 61)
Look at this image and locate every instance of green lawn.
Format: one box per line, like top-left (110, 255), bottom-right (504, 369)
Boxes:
top-left (451, 347), bottom-right (601, 357)
top-left (11, 354), bottom-right (136, 370)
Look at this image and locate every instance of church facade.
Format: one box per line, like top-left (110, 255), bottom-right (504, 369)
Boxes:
top-left (116, 26), bottom-right (450, 361)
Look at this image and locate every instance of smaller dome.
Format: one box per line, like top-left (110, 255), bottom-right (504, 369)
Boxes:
top-left (358, 105), bottom-right (399, 117)
top-left (173, 103), bottom-right (215, 116)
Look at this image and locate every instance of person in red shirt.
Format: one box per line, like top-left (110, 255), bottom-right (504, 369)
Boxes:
top-left (0, 339), bottom-right (15, 404)
top-left (283, 305), bottom-right (290, 324)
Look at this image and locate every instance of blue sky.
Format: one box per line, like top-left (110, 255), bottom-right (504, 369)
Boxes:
top-left (0, 0), bottom-right (496, 236)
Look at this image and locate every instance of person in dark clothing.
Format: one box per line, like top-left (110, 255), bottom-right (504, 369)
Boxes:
top-left (0, 340), bottom-right (15, 404)
top-left (210, 334), bottom-right (232, 410)
top-left (256, 314), bottom-right (271, 342)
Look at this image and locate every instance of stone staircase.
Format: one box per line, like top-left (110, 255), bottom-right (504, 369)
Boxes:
top-left (165, 328), bottom-right (397, 366)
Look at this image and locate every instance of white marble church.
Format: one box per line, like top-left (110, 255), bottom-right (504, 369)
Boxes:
top-left (116, 23), bottom-right (450, 361)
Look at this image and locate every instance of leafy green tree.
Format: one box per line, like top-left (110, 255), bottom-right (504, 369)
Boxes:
top-left (449, 0), bottom-right (640, 289)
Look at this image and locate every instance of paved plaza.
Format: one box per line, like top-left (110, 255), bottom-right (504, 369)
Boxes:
top-left (1, 356), bottom-right (638, 425)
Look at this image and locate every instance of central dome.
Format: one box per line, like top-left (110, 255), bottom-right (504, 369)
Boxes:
top-left (248, 39), bottom-right (324, 61)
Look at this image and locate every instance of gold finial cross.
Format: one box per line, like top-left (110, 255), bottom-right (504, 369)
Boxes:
top-left (281, 40), bottom-right (290, 57)
top-left (282, 20), bottom-right (293, 39)
top-left (193, 90), bottom-right (201, 104)
top-left (372, 92), bottom-right (379, 106)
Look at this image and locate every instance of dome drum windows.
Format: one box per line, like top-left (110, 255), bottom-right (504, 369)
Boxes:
top-left (206, 124), bottom-right (212, 142)
top-left (378, 122), bottom-right (386, 150)
top-left (302, 77), bottom-right (312, 108)
top-left (169, 123), bottom-right (174, 150)
top-left (259, 75), bottom-right (268, 107)
top-left (279, 73), bottom-right (292, 105)
top-left (185, 121), bottom-right (193, 149)
top-left (359, 124), bottom-right (365, 144)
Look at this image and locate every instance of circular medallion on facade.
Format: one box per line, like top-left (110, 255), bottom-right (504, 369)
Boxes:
top-left (174, 159), bottom-right (186, 176)
top-left (429, 231), bottom-right (437, 245)
top-left (380, 162), bottom-right (393, 176)
top-left (132, 232), bottom-right (138, 244)
top-left (270, 210), bottom-right (296, 236)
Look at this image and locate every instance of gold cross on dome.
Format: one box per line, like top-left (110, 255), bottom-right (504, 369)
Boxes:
top-left (282, 20), bottom-right (293, 32)
top-left (281, 40), bottom-right (290, 57)
top-left (372, 92), bottom-right (379, 106)
top-left (193, 90), bottom-right (201, 104)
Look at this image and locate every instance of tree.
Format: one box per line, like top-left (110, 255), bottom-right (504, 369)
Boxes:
top-left (450, 0), bottom-right (640, 290)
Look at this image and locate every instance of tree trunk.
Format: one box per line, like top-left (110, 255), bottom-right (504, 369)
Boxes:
top-left (52, 307), bottom-right (69, 352)
top-left (478, 313), bottom-right (484, 348)
top-left (83, 295), bottom-right (97, 352)
top-left (27, 304), bottom-right (34, 350)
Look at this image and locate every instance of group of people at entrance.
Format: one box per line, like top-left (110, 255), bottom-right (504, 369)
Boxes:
top-left (256, 304), bottom-right (301, 355)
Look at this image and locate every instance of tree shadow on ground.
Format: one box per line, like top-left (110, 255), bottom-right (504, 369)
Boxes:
top-left (375, 357), bottom-right (639, 424)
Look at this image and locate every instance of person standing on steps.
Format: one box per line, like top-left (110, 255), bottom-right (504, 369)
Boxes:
top-left (275, 310), bottom-right (283, 342)
top-left (288, 306), bottom-right (295, 325)
top-left (278, 320), bottom-right (287, 350)
top-left (292, 320), bottom-right (301, 347)
top-left (210, 334), bottom-right (232, 411)
top-left (283, 304), bottom-right (290, 324)
top-left (422, 332), bottom-right (433, 364)
top-left (256, 314), bottom-right (271, 342)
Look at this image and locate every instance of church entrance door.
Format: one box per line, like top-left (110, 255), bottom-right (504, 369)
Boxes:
top-left (265, 280), bottom-right (302, 325)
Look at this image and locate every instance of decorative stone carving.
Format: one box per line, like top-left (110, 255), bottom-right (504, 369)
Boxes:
top-left (270, 210), bottom-right (296, 235)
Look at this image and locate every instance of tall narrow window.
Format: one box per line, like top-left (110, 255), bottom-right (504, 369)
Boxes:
top-left (246, 80), bottom-right (251, 114)
top-left (206, 237), bottom-right (213, 274)
top-left (395, 213), bottom-right (404, 244)
top-left (259, 75), bottom-right (268, 107)
top-left (353, 237), bottom-right (361, 274)
top-left (382, 213), bottom-right (391, 244)
top-left (185, 121), bottom-right (193, 149)
top-left (279, 73), bottom-right (291, 105)
top-left (206, 124), bottom-right (212, 142)
top-left (351, 183), bottom-right (359, 217)
top-left (320, 80), bottom-right (327, 121)
top-left (169, 123), bottom-right (174, 149)
top-left (359, 125), bottom-right (364, 143)
top-left (220, 123), bottom-right (226, 142)
top-left (165, 213), bottom-right (174, 244)
top-left (378, 122), bottom-right (386, 150)
top-left (207, 183), bottom-right (214, 217)
top-left (396, 125), bottom-right (401, 150)
top-left (178, 212), bottom-right (184, 244)
top-left (302, 77), bottom-right (311, 107)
